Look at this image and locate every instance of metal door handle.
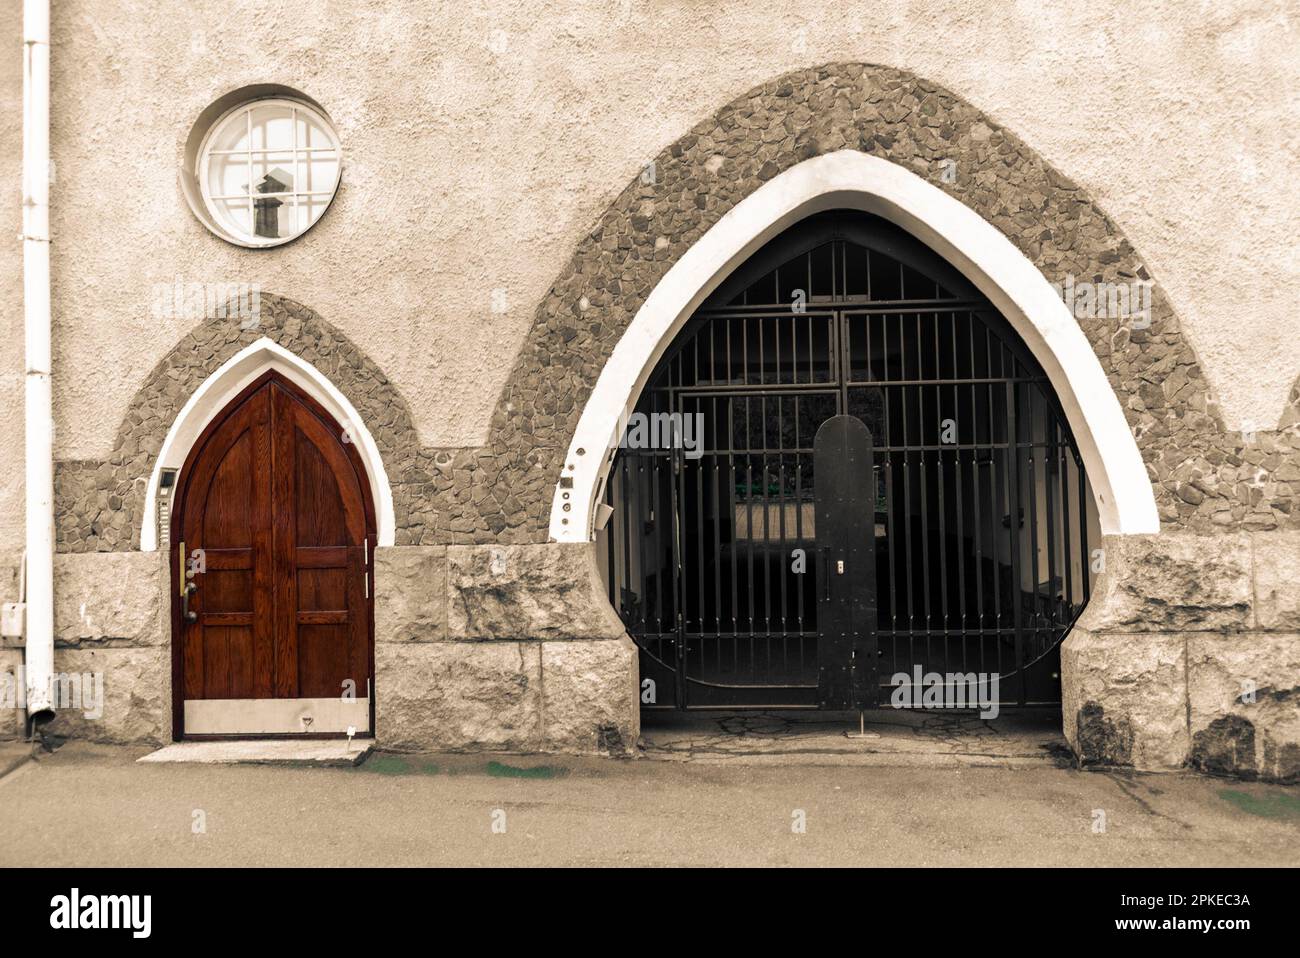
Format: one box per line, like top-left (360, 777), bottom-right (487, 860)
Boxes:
top-left (182, 581), bottom-right (198, 623)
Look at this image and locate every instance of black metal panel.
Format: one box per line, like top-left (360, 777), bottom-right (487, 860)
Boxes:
top-left (813, 415), bottom-right (877, 709)
top-left (598, 210), bottom-right (1095, 710)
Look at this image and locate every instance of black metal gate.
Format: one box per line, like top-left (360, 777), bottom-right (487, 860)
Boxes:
top-left (599, 210), bottom-right (1096, 710)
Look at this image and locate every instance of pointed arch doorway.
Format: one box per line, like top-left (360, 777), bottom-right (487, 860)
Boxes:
top-left (597, 210), bottom-right (1100, 710)
top-left (170, 370), bottom-right (376, 737)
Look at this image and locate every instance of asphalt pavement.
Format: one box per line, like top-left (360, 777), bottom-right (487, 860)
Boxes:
top-left (0, 740), bottom-right (1296, 867)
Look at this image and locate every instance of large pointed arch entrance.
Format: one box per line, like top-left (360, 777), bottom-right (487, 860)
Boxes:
top-left (170, 369), bottom-right (377, 737)
top-left (597, 209), bottom-right (1100, 710)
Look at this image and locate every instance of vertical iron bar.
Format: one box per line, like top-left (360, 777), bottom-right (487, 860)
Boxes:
top-left (1006, 378), bottom-right (1025, 707)
top-left (792, 304), bottom-right (799, 385)
top-left (985, 325), bottom-right (998, 680)
top-left (774, 314), bottom-right (782, 385)
top-left (901, 313), bottom-right (915, 669)
top-left (934, 309), bottom-right (949, 670)
top-left (726, 317), bottom-right (733, 387)
top-left (917, 311), bottom-right (931, 670)
top-left (694, 404), bottom-right (706, 675)
top-left (1026, 386), bottom-right (1041, 693)
top-left (970, 315), bottom-right (984, 654)
top-left (761, 394), bottom-right (772, 674)
top-left (793, 396), bottom-right (805, 671)
top-left (1044, 394), bottom-right (1058, 632)
top-left (652, 441), bottom-right (665, 636)
top-left (745, 397), bottom-right (756, 671)
top-left (742, 316), bottom-right (749, 386)
top-left (777, 396), bottom-right (789, 671)
top-left (800, 317), bottom-right (811, 384)
top-left (952, 319), bottom-right (966, 669)
top-left (1079, 454), bottom-right (1091, 604)
top-left (883, 314), bottom-right (896, 676)
top-left (1060, 421), bottom-right (1074, 616)
top-left (668, 394), bottom-right (686, 708)
top-left (729, 397), bottom-right (739, 664)
top-left (621, 454), bottom-right (633, 630)
top-left (712, 397), bottom-right (723, 640)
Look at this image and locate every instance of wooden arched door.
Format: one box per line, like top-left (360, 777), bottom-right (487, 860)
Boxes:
top-left (171, 370), bottom-right (376, 737)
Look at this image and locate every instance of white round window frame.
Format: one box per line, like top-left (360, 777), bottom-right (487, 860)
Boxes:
top-left (194, 96), bottom-right (342, 250)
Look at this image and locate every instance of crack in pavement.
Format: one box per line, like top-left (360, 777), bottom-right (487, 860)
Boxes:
top-left (1102, 770), bottom-right (1195, 831)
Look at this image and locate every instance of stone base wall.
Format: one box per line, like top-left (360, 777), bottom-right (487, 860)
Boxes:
top-left (375, 636), bottom-right (638, 753)
top-left (1062, 531), bottom-right (1300, 782)
top-left (4, 544), bottom-right (639, 756)
top-left (11, 533), bottom-right (1294, 780)
top-left (38, 552), bottom-right (172, 745)
top-left (0, 559), bottom-right (25, 738)
top-left (0, 648), bottom-right (24, 739)
top-left (373, 543), bottom-right (640, 754)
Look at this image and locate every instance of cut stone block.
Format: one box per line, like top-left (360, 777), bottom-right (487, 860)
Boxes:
top-left (541, 637), bottom-right (639, 754)
top-left (1078, 533), bottom-right (1252, 632)
top-left (374, 546), bottom-right (447, 642)
top-left (1188, 632), bottom-right (1300, 783)
top-left (375, 641), bottom-right (540, 751)
top-left (54, 552), bottom-right (168, 646)
top-left (447, 543), bottom-right (624, 640)
top-left (1061, 627), bottom-right (1188, 769)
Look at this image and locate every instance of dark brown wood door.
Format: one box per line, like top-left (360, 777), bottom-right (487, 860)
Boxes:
top-left (173, 371), bottom-right (374, 732)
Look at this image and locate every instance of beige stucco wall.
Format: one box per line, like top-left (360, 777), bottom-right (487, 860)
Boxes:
top-left (1, 0), bottom-right (1297, 559)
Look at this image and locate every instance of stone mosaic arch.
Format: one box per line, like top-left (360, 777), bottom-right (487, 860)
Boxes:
top-left (483, 62), bottom-right (1300, 539)
top-left (55, 293), bottom-right (425, 552)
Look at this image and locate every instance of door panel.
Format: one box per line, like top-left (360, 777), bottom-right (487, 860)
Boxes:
top-left (181, 386), bottom-right (272, 703)
top-left (272, 383), bottom-right (369, 702)
top-left (173, 371), bottom-right (374, 736)
top-left (813, 415), bottom-right (877, 709)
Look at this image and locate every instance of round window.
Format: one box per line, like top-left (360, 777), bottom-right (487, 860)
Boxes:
top-left (195, 97), bottom-right (341, 247)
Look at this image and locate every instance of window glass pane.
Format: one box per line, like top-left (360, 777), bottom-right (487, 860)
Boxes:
top-left (297, 156), bottom-right (338, 195)
top-left (216, 198), bottom-right (252, 236)
top-left (249, 105), bottom-right (295, 151)
top-left (208, 152), bottom-right (250, 199)
top-left (294, 196), bottom-right (331, 234)
top-left (298, 112), bottom-right (334, 150)
top-left (253, 152), bottom-right (296, 195)
top-left (208, 111), bottom-right (249, 154)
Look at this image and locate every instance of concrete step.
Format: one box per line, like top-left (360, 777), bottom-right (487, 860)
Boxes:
top-left (138, 739), bottom-right (372, 767)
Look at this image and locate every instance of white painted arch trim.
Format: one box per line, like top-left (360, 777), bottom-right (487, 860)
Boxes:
top-left (139, 337), bottom-right (395, 552)
top-left (549, 150), bottom-right (1159, 541)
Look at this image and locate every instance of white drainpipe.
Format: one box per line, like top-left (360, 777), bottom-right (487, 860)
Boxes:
top-left (22, 0), bottom-right (54, 722)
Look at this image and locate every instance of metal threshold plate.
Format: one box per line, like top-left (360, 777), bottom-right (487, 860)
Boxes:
top-left (184, 697), bottom-right (370, 735)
